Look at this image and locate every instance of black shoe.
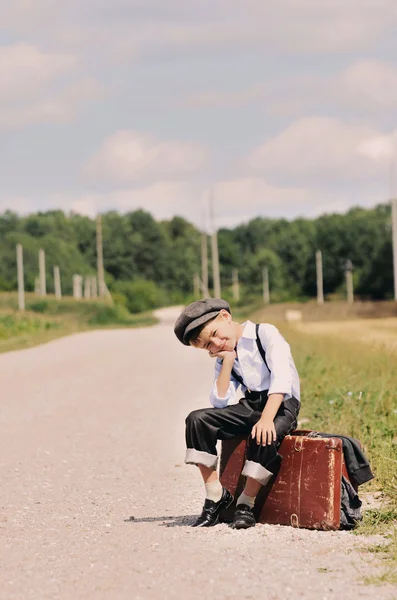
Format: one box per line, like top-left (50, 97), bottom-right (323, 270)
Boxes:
top-left (192, 488), bottom-right (234, 527)
top-left (232, 504), bottom-right (256, 530)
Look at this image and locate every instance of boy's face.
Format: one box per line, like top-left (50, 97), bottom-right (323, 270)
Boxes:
top-left (192, 310), bottom-right (237, 355)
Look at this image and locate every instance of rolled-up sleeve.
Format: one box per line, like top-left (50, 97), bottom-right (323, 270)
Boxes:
top-left (259, 324), bottom-right (292, 398)
top-left (209, 358), bottom-right (239, 408)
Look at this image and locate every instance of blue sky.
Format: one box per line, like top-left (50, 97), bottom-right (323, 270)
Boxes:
top-left (1, 0), bottom-right (397, 228)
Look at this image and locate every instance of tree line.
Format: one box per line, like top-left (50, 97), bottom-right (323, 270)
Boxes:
top-left (0, 203), bottom-right (394, 311)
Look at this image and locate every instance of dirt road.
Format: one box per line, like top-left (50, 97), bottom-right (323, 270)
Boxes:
top-left (0, 309), bottom-right (393, 600)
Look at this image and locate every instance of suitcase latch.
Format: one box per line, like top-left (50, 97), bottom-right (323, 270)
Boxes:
top-left (290, 513), bottom-right (299, 528)
top-left (325, 438), bottom-right (340, 451)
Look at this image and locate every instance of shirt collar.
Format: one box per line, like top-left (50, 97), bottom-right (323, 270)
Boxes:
top-left (239, 320), bottom-right (256, 341)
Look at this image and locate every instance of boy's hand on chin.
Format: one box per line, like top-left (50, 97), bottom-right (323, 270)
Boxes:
top-left (209, 349), bottom-right (236, 362)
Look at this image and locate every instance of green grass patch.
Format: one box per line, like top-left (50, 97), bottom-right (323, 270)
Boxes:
top-left (273, 326), bottom-right (397, 505)
top-left (0, 313), bottom-right (60, 339)
top-left (0, 292), bottom-right (158, 353)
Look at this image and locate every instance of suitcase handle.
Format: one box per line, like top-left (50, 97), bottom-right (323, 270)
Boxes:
top-left (294, 437), bottom-right (304, 452)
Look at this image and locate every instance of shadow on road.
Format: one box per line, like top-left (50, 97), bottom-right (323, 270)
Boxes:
top-left (124, 514), bottom-right (197, 527)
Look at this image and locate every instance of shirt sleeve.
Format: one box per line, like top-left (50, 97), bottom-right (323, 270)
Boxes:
top-left (209, 358), bottom-right (239, 408)
top-left (258, 324), bottom-right (292, 398)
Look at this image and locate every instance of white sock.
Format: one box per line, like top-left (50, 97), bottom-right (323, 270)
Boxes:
top-left (236, 492), bottom-right (256, 508)
top-left (205, 479), bottom-right (223, 502)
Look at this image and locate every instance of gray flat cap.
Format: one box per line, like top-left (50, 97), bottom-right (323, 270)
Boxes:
top-left (174, 298), bottom-right (231, 345)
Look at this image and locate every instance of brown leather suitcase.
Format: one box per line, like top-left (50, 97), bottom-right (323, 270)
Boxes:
top-left (219, 431), bottom-right (346, 530)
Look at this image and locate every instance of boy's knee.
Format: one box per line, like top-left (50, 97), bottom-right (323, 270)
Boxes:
top-left (185, 408), bottom-right (208, 428)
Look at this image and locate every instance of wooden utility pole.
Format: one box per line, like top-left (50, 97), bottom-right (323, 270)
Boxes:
top-left (39, 248), bottom-right (46, 297)
top-left (96, 214), bottom-right (106, 298)
top-left (84, 277), bottom-right (91, 299)
top-left (91, 276), bottom-right (98, 298)
top-left (263, 267), bottom-right (270, 304)
top-left (392, 198), bottom-right (397, 301)
top-left (209, 190), bottom-right (221, 298)
top-left (201, 231), bottom-right (209, 298)
top-left (73, 274), bottom-right (83, 299)
top-left (346, 259), bottom-right (354, 304)
top-left (193, 273), bottom-right (200, 299)
top-left (232, 268), bottom-right (240, 302)
top-left (316, 250), bottom-right (324, 305)
top-left (54, 266), bottom-right (62, 299)
top-left (16, 244), bottom-right (25, 311)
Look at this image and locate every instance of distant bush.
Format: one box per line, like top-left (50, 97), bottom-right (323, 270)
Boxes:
top-left (113, 279), bottom-right (166, 313)
top-left (110, 291), bottom-right (129, 309)
top-left (87, 304), bottom-right (133, 325)
top-left (27, 300), bottom-right (49, 313)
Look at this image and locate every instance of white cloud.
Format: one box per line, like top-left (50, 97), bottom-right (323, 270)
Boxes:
top-left (0, 78), bottom-right (101, 131)
top-left (246, 118), bottom-right (397, 184)
top-left (85, 131), bottom-right (207, 184)
top-left (0, 182), bottom-right (199, 223)
top-left (186, 60), bottom-right (397, 118)
top-left (0, 44), bottom-right (100, 130)
top-left (2, 1), bottom-right (397, 58)
top-left (338, 61), bottom-right (397, 111)
top-left (0, 44), bottom-right (77, 100)
top-left (2, 178), bottom-right (377, 229)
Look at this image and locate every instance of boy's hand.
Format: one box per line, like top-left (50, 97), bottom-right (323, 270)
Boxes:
top-left (209, 349), bottom-right (236, 362)
top-left (251, 416), bottom-right (276, 446)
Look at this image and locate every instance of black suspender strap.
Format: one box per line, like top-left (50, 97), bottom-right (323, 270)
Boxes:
top-left (255, 324), bottom-right (270, 372)
top-left (231, 368), bottom-right (244, 387)
top-left (229, 324), bottom-right (270, 388)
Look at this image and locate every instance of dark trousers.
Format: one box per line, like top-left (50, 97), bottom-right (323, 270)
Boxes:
top-left (185, 394), bottom-right (300, 485)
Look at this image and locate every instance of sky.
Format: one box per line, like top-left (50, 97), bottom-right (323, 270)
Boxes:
top-left (1, 0), bottom-right (397, 229)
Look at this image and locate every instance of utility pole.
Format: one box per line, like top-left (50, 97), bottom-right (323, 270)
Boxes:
top-left (96, 214), bottom-right (106, 299)
top-left (91, 276), bottom-right (98, 298)
top-left (16, 244), bottom-right (25, 311)
top-left (232, 268), bottom-right (240, 302)
top-left (209, 189), bottom-right (221, 298)
top-left (392, 198), bottom-right (397, 301)
top-left (316, 250), bottom-right (324, 305)
top-left (54, 266), bottom-right (62, 299)
top-left (345, 259), bottom-right (354, 304)
top-left (84, 276), bottom-right (91, 299)
top-left (193, 273), bottom-right (200, 299)
top-left (201, 227), bottom-right (209, 298)
top-left (39, 248), bottom-right (46, 297)
top-left (263, 267), bottom-right (270, 304)
top-left (73, 274), bottom-right (83, 299)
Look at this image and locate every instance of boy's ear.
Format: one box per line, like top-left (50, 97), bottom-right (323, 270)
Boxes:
top-left (219, 309), bottom-right (231, 321)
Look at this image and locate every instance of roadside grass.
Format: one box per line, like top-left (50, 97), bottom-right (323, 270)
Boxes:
top-left (259, 322), bottom-right (397, 578)
top-left (0, 292), bottom-right (157, 354)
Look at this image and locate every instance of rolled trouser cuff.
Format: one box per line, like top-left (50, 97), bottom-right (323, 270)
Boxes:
top-left (242, 460), bottom-right (273, 486)
top-left (185, 448), bottom-right (218, 469)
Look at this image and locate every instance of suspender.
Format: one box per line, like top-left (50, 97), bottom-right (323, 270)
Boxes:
top-left (231, 367), bottom-right (244, 386)
top-left (255, 323), bottom-right (270, 371)
top-left (230, 324), bottom-right (270, 388)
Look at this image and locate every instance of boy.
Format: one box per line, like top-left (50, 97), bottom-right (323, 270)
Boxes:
top-left (174, 298), bottom-right (300, 529)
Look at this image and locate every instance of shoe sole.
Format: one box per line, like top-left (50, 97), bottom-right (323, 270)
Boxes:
top-left (233, 519), bottom-right (256, 530)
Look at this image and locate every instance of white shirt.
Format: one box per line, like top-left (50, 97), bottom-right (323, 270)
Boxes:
top-left (209, 320), bottom-right (300, 408)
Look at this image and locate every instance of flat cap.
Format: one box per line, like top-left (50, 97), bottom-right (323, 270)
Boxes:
top-left (174, 298), bottom-right (231, 345)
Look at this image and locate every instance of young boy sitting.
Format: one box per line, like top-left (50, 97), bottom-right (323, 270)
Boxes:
top-left (174, 298), bottom-right (300, 529)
